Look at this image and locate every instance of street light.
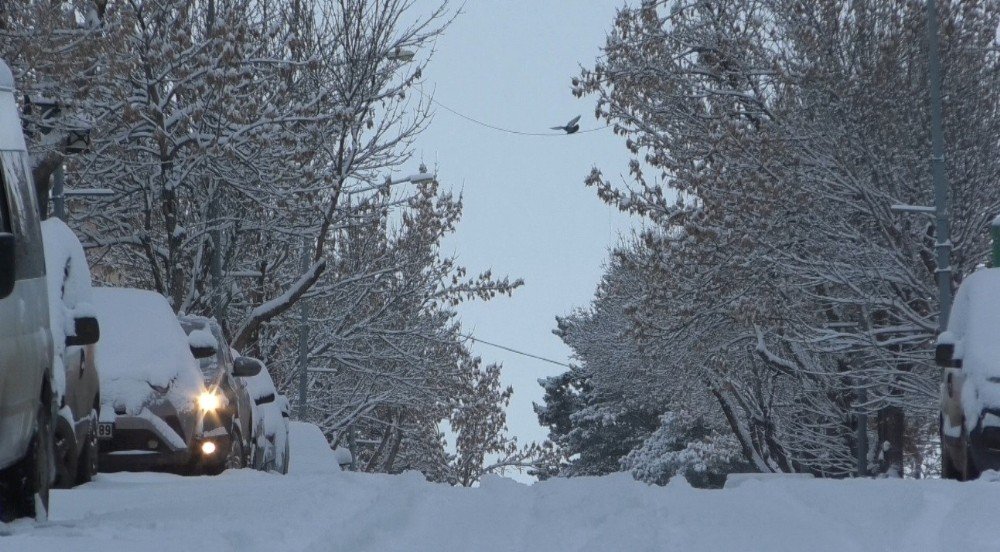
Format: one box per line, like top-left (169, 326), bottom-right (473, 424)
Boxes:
top-left (891, 1), bottom-right (951, 334)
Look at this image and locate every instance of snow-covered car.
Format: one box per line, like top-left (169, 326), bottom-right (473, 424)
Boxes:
top-left (938, 267), bottom-right (1000, 480)
top-left (41, 218), bottom-right (101, 488)
top-left (177, 316), bottom-right (260, 473)
top-left (92, 288), bottom-right (219, 474)
top-left (239, 356), bottom-right (290, 474)
top-left (0, 59), bottom-right (56, 522)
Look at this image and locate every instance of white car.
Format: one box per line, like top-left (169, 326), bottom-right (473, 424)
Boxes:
top-left (239, 356), bottom-right (290, 474)
top-left (0, 59), bottom-right (55, 521)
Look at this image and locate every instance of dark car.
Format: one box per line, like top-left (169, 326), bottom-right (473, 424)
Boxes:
top-left (93, 288), bottom-right (216, 474)
top-left (178, 316), bottom-right (260, 474)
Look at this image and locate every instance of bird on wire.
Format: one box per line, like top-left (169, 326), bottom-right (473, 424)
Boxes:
top-left (550, 115), bottom-right (581, 134)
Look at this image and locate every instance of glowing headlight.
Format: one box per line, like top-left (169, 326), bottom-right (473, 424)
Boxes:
top-left (198, 391), bottom-right (221, 411)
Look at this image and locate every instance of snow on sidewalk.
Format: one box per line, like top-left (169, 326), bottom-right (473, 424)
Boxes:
top-left (3, 422), bottom-right (1000, 551)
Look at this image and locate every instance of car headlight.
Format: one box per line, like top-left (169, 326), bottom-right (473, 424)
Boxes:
top-left (198, 391), bottom-right (221, 411)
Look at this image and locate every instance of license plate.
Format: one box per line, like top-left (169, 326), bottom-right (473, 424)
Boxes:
top-left (97, 422), bottom-right (114, 440)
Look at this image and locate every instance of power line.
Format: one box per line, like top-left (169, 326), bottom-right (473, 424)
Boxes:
top-left (460, 333), bottom-right (572, 368)
top-left (415, 87), bottom-right (610, 137)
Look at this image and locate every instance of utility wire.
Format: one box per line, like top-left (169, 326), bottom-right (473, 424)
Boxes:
top-left (415, 87), bottom-right (610, 137)
top-left (461, 333), bottom-right (572, 368)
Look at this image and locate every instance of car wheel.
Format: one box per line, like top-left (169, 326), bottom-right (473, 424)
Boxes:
top-left (963, 436), bottom-right (980, 481)
top-left (0, 387), bottom-right (54, 522)
top-left (76, 409), bottom-right (99, 484)
top-left (53, 424), bottom-right (78, 489)
top-left (225, 430), bottom-right (245, 471)
top-left (940, 418), bottom-right (961, 480)
top-left (280, 439), bottom-right (290, 475)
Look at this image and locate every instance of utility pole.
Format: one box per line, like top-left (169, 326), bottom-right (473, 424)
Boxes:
top-left (296, 236), bottom-right (311, 419)
top-left (927, 0), bottom-right (952, 332)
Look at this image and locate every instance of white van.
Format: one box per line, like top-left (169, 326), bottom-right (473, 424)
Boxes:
top-left (0, 59), bottom-right (55, 522)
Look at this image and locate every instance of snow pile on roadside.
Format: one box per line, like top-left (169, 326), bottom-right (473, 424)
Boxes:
top-left (287, 421), bottom-right (338, 475)
top-left (5, 423), bottom-right (1000, 551)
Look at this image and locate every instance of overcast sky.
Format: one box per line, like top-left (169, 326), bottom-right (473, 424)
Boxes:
top-left (410, 0), bottom-right (635, 464)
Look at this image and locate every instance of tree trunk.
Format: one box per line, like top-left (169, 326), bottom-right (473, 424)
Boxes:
top-left (876, 406), bottom-right (905, 477)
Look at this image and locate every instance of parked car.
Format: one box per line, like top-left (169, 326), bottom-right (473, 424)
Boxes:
top-left (938, 267), bottom-right (1000, 480)
top-left (40, 218), bottom-right (101, 488)
top-left (177, 316), bottom-right (260, 473)
top-left (239, 355), bottom-right (290, 474)
top-left (0, 59), bottom-right (56, 522)
top-left (92, 288), bottom-right (217, 474)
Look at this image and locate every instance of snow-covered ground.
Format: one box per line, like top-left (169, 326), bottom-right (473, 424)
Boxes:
top-left (4, 422), bottom-right (1000, 551)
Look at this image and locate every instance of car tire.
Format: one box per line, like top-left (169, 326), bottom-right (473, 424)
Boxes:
top-left (0, 385), bottom-right (54, 522)
top-left (53, 422), bottom-right (78, 489)
top-left (225, 430), bottom-right (246, 471)
top-left (76, 408), bottom-right (99, 484)
top-left (963, 437), bottom-right (980, 481)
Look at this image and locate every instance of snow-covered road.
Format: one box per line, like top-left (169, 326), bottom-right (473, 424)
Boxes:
top-left (3, 422), bottom-right (1000, 551)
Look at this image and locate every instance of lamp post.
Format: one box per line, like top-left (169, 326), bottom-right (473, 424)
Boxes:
top-left (890, 0), bottom-right (951, 333)
top-left (926, 0), bottom-right (952, 333)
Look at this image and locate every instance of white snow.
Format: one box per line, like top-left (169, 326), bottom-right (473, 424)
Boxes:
top-left (3, 422), bottom-right (1000, 551)
top-left (90, 288), bottom-right (204, 415)
top-left (186, 327), bottom-right (218, 351)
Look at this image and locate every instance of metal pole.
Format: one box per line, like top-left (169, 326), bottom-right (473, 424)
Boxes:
top-left (856, 383), bottom-right (868, 477)
top-left (927, 0), bottom-right (952, 332)
top-left (296, 236), bottom-right (311, 419)
top-left (52, 164), bottom-right (65, 220)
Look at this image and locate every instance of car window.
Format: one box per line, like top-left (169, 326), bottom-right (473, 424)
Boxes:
top-left (1, 150), bottom-right (43, 279)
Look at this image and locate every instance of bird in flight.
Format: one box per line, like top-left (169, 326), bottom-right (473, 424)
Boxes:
top-left (551, 115), bottom-right (581, 134)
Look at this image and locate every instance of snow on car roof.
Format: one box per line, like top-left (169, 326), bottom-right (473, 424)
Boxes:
top-left (946, 267), bottom-right (1000, 373)
top-left (92, 287), bottom-right (204, 414)
top-left (41, 218), bottom-right (95, 398)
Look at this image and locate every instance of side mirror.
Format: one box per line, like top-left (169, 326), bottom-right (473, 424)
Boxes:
top-left (935, 342), bottom-right (955, 368)
top-left (0, 232), bottom-right (15, 299)
top-left (233, 356), bottom-right (262, 378)
top-left (66, 316), bottom-right (99, 347)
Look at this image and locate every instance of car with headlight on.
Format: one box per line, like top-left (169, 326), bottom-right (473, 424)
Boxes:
top-left (239, 355), bottom-right (290, 474)
top-left (92, 287), bottom-right (222, 474)
top-left (177, 316), bottom-right (260, 474)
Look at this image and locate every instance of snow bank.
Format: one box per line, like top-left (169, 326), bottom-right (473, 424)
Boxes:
top-left (287, 421), bottom-right (337, 475)
top-left (6, 425), bottom-right (1000, 551)
top-left (90, 288), bottom-right (203, 415)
